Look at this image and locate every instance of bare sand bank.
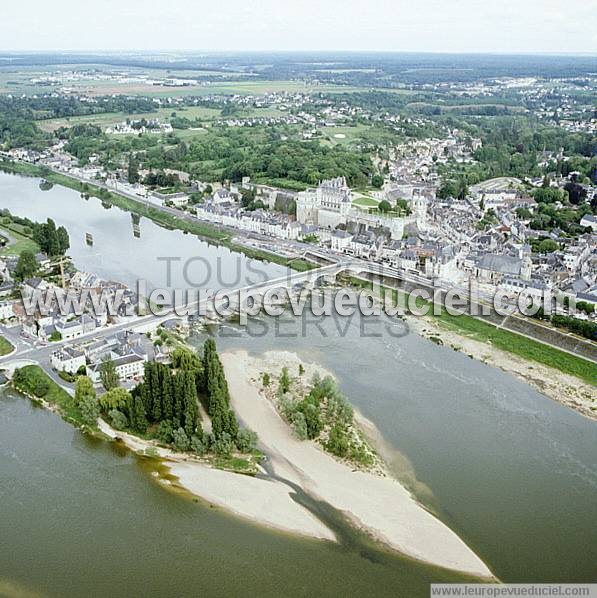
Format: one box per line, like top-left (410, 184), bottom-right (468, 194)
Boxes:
top-left (220, 350), bottom-right (493, 578)
top-left (97, 419), bottom-right (335, 542)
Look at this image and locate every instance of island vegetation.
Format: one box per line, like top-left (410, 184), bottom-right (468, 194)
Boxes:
top-left (262, 364), bottom-right (380, 470)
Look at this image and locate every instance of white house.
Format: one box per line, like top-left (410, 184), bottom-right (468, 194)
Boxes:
top-left (0, 301), bottom-right (14, 320)
top-left (50, 347), bottom-right (86, 374)
top-left (330, 230), bottom-right (353, 252)
top-left (90, 353), bottom-right (146, 384)
top-left (580, 214), bottom-right (597, 231)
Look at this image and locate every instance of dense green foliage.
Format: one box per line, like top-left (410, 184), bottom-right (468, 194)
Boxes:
top-left (99, 356), bottom-right (120, 391)
top-left (278, 372), bottom-right (374, 466)
top-left (14, 250), bottom-right (38, 280)
top-left (132, 361), bottom-right (201, 439)
top-left (550, 315), bottom-right (597, 341)
top-left (99, 341), bottom-right (256, 458)
top-left (201, 339), bottom-right (239, 442)
top-left (13, 365), bottom-right (92, 428)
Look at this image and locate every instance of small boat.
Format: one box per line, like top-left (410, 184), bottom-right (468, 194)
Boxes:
top-left (85, 232), bottom-right (93, 246)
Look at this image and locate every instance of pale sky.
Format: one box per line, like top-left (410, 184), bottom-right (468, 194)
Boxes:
top-left (2, 0), bottom-right (596, 54)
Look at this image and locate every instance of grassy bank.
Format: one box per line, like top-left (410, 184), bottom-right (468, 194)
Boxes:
top-left (0, 160), bottom-right (316, 272)
top-left (348, 277), bottom-right (596, 386)
top-left (11, 365), bottom-right (89, 427)
top-left (0, 335), bottom-right (14, 356)
top-left (435, 310), bottom-right (596, 386)
top-left (0, 219), bottom-right (40, 257)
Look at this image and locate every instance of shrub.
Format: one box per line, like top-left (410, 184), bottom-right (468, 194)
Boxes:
top-left (173, 427), bottom-right (190, 451)
top-left (326, 423), bottom-right (350, 458)
top-left (291, 411), bottom-right (308, 440)
top-left (79, 395), bottom-right (100, 427)
top-left (278, 367), bottom-right (291, 394)
top-left (212, 432), bottom-right (233, 456)
top-left (108, 409), bottom-right (128, 431)
top-left (157, 421), bottom-right (174, 444)
top-left (58, 370), bottom-right (76, 383)
top-left (34, 378), bottom-right (50, 398)
top-left (190, 434), bottom-right (206, 455)
top-left (236, 429), bottom-right (258, 453)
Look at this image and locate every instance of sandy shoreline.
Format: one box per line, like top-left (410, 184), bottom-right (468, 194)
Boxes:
top-left (220, 350), bottom-right (493, 578)
top-left (407, 315), bottom-right (597, 420)
top-left (97, 419), bottom-right (336, 542)
top-left (98, 350), bottom-right (493, 577)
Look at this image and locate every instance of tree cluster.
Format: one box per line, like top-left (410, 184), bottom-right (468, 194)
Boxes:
top-left (32, 218), bottom-right (70, 257)
top-left (132, 360), bottom-right (201, 439)
top-left (201, 339), bottom-right (239, 442)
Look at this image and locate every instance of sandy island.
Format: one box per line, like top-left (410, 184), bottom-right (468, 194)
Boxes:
top-left (98, 419), bottom-right (335, 543)
top-left (218, 350), bottom-right (493, 577)
top-left (99, 349), bottom-right (493, 577)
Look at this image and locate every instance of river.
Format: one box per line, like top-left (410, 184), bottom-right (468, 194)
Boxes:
top-left (1, 171), bottom-right (596, 596)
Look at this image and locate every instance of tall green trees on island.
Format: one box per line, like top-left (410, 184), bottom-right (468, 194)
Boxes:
top-left (98, 340), bottom-right (254, 457)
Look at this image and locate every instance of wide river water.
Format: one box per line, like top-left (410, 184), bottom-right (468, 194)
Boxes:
top-left (1, 171), bottom-right (596, 597)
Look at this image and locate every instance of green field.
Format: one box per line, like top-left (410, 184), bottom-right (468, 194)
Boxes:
top-left (36, 104), bottom-right (290, 135)
top-left (352, 194), bottom-right (379, 208)
top-left (0, 335), bottom-right (13, 355)
top-left (0, 221), bottom-right (40, 256)
top-left (37, 105), bottom-right (224, 132)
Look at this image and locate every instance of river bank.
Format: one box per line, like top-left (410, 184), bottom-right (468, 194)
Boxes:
top-left (0, 160), bottom-right (315, 272)
top-left (92, 347), bottom-right (493, 578)
top-left (407, 315), bottom-right (597, 421)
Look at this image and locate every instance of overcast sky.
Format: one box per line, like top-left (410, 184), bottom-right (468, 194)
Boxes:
top-left (2, 0), bottom-right (596, 54)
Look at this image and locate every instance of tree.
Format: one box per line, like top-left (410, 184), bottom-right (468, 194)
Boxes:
top-left (371, 174), bottom-right (384, 188)
top-left (99, 356), bottom-right (119, 391)
top-left (74, 375), bottom-right (95, 407)
top-left (173, 427), bottom-right (190, 451)
top-left (108, 409), bottom-right (128, 430)
top-left (236, 429), bottom-right (258, 453)
top-left (537, 238), bottom-right (559, 254)
top-left (99, 387), bottom-right (130, 411)
top-left (190, 434), bottom-right (206, 455)
top-left (279, 367), bottom-right (291, 395)
top-left (80, 394), bottom-right (100, 427)
top-left (212, 431), bottom-right (233, 456)
top-left (14, 250), bottom-right (38, 281)
top-left (56, 226), bottom-right (70, 255)
top-left (131, 395), bottom-right (147, 434)
top-left (157, 421), bottom-right (174, 444)
top-left (378, 200), bottom-right (391, 213)
top-left (326, 423), bottom-right (349, 457)
top-left (127, 155), bottom-right (140, 184)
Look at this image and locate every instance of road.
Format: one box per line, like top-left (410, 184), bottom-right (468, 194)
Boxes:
top-left (0, 262), bottom-right (343, 372)
top-left (2, 162), bottom-right (595, 369)
top-left (52, 165), bottom-right (315, 260)
top-left (2, 257), bottom-right (594, 385)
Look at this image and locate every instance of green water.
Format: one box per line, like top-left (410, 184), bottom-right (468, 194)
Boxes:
top-left (0, 390), bottom-right (473, 597)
